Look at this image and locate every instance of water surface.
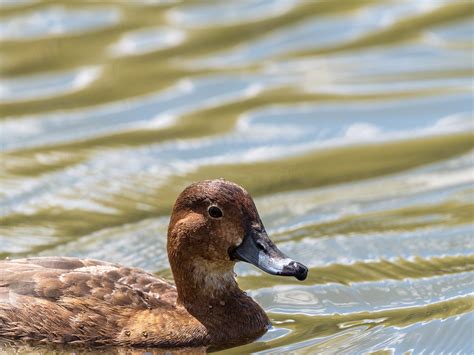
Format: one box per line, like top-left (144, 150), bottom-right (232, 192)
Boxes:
top-left (0, 0), bottom-right (473, 353)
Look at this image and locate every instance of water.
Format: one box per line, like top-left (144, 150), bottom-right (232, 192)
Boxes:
top-left (0, 0), bottom-right (473, 353)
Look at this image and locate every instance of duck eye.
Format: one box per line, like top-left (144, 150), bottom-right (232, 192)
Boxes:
top-left (208, 206), bottom-right (223, 219)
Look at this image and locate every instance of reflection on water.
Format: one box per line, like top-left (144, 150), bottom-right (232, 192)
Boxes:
top-left (0, 6), bottom-right (120, 40)
top-left (0, 0), bottom-right (473, 353)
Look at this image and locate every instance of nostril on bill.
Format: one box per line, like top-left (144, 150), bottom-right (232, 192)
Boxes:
top-left (256, 241), bottom-right (266, 251)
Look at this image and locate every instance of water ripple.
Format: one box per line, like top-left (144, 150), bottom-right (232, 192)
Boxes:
top-left (0, 6), bottom-right (120, 40)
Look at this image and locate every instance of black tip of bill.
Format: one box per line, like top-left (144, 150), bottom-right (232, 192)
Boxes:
top-left (282, 261), bottom-right (308, 281)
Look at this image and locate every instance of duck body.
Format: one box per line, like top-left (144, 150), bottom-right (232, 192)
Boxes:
top-left (0, 257), bottom-right (268, 348)
top-left (0, 180), bottom-right (306, 349)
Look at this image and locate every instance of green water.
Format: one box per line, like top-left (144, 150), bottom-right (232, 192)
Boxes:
top-left (0, 0), bottom-right (473, 353)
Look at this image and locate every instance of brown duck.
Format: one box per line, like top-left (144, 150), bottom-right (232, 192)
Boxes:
top-left (0, 179), bottom-right (307, 349)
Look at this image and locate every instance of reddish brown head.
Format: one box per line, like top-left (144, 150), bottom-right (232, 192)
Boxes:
top-left (167, 179), bottom-right (307, 302)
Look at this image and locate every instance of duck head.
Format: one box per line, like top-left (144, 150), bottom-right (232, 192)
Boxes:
top-left (167, 179), bottom-right (308, 294)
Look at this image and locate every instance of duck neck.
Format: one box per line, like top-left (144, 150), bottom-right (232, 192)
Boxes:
top-left (170, 258), bottom-right (270, 345)
top-left (172, 258), bottom-right (242, 307)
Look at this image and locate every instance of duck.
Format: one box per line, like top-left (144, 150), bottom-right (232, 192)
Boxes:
top-left (0, 179), bottom-right (307, 350)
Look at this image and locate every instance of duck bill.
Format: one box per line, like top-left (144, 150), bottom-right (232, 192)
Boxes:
top-left (231, 229), bottom-right (308, 281)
